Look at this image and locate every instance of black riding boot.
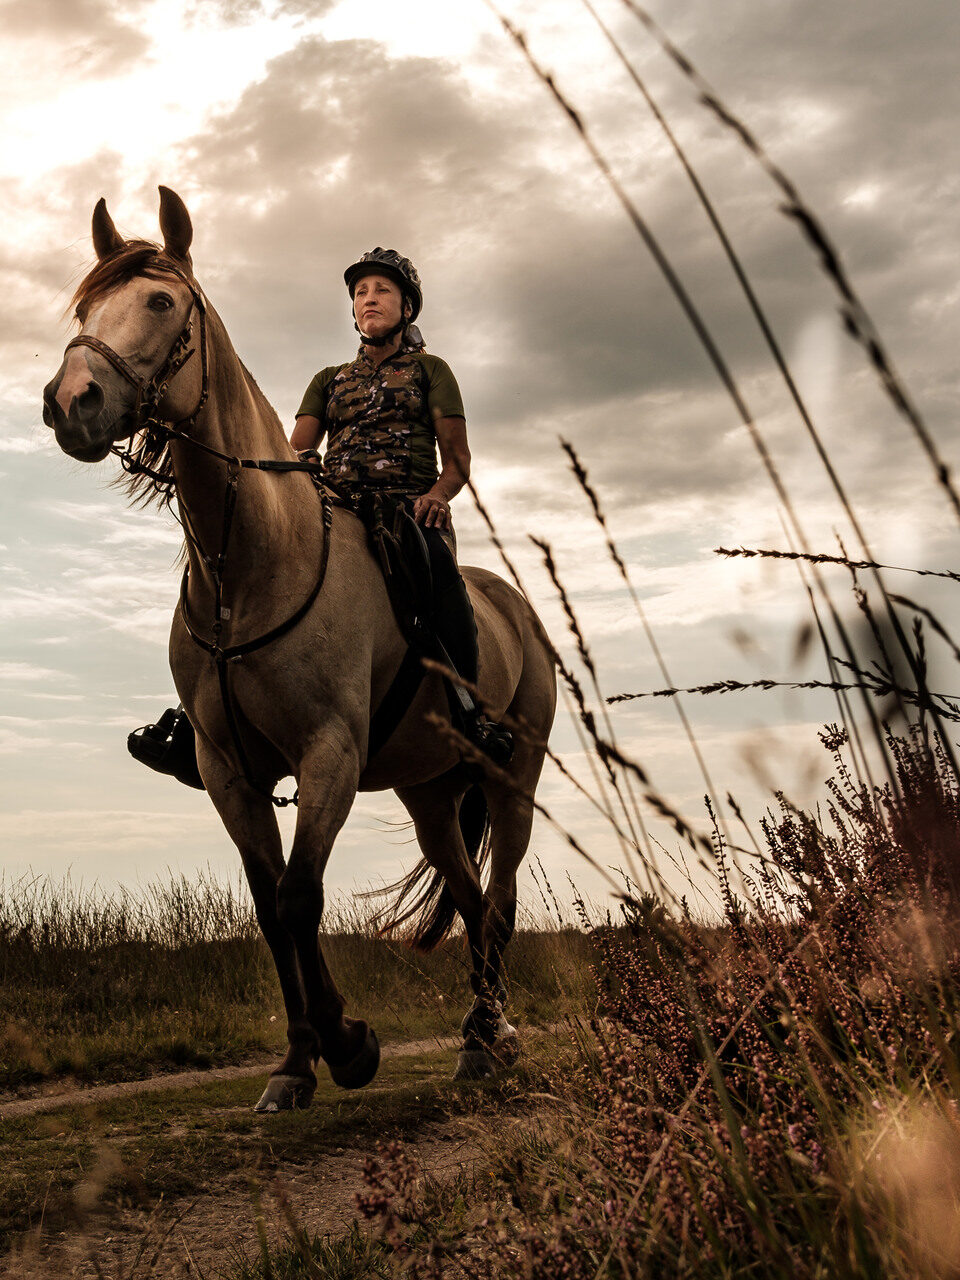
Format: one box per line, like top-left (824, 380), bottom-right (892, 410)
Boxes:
top-left (424, 531), bottom-right (514, 767)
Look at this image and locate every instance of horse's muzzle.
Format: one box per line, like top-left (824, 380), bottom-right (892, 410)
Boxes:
top-left (43, 368), bottom-right (114, 462)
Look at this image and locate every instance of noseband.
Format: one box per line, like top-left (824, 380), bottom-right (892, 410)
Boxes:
top-left (65, 260), bottom-right (209, 432)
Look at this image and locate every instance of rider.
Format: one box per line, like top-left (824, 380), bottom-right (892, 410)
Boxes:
top-left (291, 248), bottom-right (511, 764)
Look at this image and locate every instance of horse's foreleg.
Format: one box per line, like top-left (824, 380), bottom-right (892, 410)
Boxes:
top-left (198, 750), bottom-right (319, 1112)
top-left (276, 725), bottom-right (380, 1090)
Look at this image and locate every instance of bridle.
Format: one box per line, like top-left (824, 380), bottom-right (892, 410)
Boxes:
top-left (67, 260), bottom-right (209, 438)
top-left (68, 256), bottom-right (332, 807)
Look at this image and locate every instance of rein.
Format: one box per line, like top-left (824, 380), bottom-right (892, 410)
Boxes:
top-left (76, 257), bottom-right (331, 807)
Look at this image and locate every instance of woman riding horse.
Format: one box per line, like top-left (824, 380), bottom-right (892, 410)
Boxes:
top-left (42, 189), bottom-right (556, 1109)
top-left (291, 248), bottom-right (511, 763)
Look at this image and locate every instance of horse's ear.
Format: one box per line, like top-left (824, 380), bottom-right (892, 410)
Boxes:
top-left (92, 197), bottom-right (124, 260)
top-left (158, 186), bottom-right (193, 265)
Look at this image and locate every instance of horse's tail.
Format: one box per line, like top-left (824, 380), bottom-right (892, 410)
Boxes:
top-left (374, 784), bottom-right (491, 951)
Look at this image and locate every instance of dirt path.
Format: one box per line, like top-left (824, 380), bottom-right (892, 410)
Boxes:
top-left (0, 1032), bottom-right (462, 1120)
top-left (4, 1118), bottom-right (493, 1280)
top-left (0, 1027), bottom-right (564, 1279)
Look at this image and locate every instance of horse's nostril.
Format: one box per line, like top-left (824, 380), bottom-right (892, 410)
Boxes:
top-left (42, 381), bottom-right (62, 430)
top-left (75, 381), bottom-right (105, 424)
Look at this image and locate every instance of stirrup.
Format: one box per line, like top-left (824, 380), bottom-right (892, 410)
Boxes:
top-left (469, 716), bottom-right (514, 768)
top-left (127, 706), bottom-right (205, 790)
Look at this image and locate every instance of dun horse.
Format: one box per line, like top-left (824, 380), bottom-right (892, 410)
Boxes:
top-left (42, 189), bottom-right (556, 1111)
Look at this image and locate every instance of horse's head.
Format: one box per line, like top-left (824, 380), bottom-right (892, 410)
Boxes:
top-left (43, 187), bottom-right (204, 463)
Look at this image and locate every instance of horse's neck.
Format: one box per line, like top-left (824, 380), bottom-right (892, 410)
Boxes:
top-left (174, 308), bottom-right (321, 606)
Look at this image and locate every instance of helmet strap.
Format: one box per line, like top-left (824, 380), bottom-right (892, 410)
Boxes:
top-left (355, 317), bottom-right (406, 348)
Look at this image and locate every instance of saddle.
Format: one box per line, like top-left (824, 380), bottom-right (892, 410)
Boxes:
top-left (357, 492), bottom-right (435, 648)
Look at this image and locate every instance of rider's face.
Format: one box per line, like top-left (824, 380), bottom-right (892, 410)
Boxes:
top-left (353, 273), bottom-right (406, 338)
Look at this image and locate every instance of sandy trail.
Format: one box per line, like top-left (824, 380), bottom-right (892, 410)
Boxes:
top-left (3, 1118), bottom-right (494, 1279)
top-left (0, 1033), bottom-right (462, 1120)
top-left (0, 1029), bottom-right (556, 1278)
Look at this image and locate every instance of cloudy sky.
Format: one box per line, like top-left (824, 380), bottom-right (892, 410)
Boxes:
top-left (1, 0), bottom-right (957, 914)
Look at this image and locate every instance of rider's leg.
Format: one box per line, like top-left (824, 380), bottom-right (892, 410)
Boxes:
top-left (421, 528), bottom-right (513, 766)
top-left (423, 528), bottom-right (479, 685)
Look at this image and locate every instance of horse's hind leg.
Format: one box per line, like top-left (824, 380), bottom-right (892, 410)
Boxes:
top-left (395, 778), bottom-right (486, 980)
top-left (394, 778), bottom-right (490, 1074)
top-left (482, 786), bottom-right (534, 1006)
top-left (449, 782), bottom-right (535, 1077)
top-left (395, 775), bottom-right (527, 1082)
top-left (458, 713), bottom-right (551, 1078)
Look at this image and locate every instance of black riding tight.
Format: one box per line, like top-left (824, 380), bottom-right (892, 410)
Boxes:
top-left (421, 527), bottom-right (479, 686)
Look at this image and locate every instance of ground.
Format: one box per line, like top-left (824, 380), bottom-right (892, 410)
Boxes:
top-left (0, 1026), bottom-right (563, 1279)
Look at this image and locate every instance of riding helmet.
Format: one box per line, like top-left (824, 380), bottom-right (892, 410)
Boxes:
top-left (344, 248), bottom-right (422, 321)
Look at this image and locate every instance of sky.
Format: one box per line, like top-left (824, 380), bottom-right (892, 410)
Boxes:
top-left (0, 0), bottom-right (958, 916)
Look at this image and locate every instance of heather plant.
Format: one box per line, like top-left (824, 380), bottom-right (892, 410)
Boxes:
top-left (343, 726), bottom-right (960, 1279)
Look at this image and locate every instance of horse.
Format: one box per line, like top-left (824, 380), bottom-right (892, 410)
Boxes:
top-left (41, 187), bottom-right (557, 1111)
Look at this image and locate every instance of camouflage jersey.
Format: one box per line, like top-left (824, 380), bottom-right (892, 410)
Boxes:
top-left (296, 348), bottom-right (465, 503)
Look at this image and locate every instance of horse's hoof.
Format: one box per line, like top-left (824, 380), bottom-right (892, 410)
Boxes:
top-left (254, 1073), bottom-right (316, 1113)
top-left (454, 1047), bottom-right (497, 1081)
top-left (492, 1028), bottom-right (521, 1067)
top-left (461, 1002), bottom-right (517, 1046)
top-left (329, 1023), bottom-right (380, 1089)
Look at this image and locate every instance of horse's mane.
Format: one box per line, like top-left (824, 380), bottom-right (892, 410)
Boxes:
top-left (71, 240), bottom-right (196, 510)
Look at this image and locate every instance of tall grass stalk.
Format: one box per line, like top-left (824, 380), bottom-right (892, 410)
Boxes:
top-left (486, 1), bottom-right (928, 799)
top-left (578, 0), bottom-right (941, 749)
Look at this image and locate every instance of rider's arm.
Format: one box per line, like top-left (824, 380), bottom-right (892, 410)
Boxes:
top-left (291, 368), bottom-right (335, 454)
top-left (291, 414), bottom-right (323, 453)
top-left (414, 415), bottom-right (470, 529)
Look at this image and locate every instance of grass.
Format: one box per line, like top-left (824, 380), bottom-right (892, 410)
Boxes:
top-left (301, 730), bottom-right (960, 1280)
top-left (0, 875), bottom-right (593, 1090)
top-left (228, 1224), bottom-right (396, 1280)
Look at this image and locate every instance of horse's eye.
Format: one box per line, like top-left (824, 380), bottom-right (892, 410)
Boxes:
top-left (149, 293), bottom-right (173, 312)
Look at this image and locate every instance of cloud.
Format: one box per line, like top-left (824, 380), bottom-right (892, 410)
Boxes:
top-left (2, 0), bottom-right (958, 899)
top-left (0, 660), bottom-right (73, 684)
top-left (3, 0), bottom-right (150, 78)
top-left (0, 433), bottom-right (48, 454)
top-left (0, 807), bottom-right (223, 857)
top-left (185, 0), bottom-right (336, 24)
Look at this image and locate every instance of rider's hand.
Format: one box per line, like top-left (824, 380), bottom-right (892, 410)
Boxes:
top-left (414, 488), bottom-right (451, 529)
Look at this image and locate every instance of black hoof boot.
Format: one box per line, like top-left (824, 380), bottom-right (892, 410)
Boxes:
top-left (455, 999), bottom-right (520, 1081)
top-left (328, 1021), bottom-right (381, 1089)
